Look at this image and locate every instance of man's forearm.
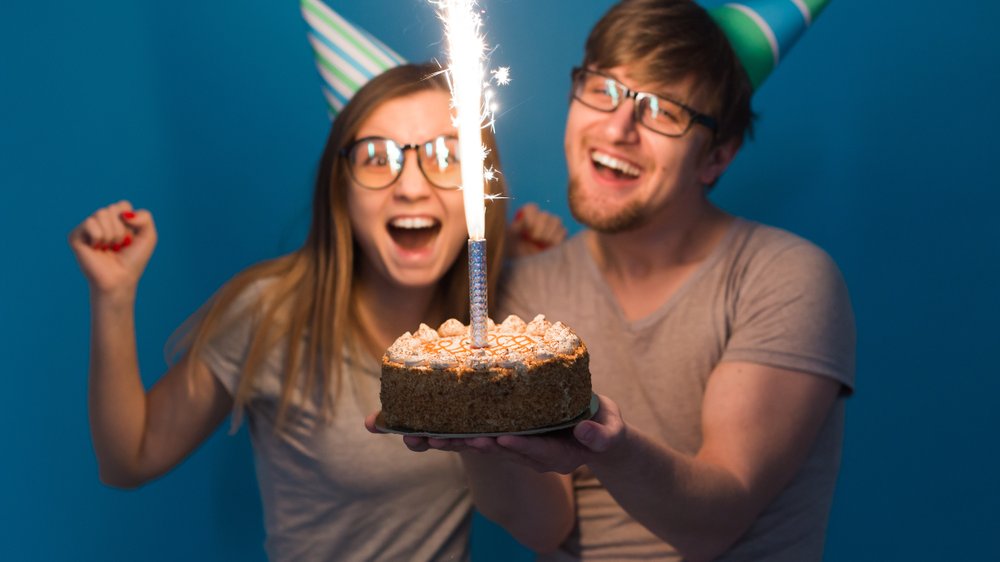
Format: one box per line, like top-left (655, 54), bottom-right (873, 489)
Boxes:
top-left (460, 452), bottom-right (574, 553)
top-left (587, 425), bottom-right (759, 561)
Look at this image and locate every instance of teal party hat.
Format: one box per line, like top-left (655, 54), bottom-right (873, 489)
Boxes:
top-left (710, 0), bottom-right (831, 90)
top-left (300, 0), bottom-right (407, 117)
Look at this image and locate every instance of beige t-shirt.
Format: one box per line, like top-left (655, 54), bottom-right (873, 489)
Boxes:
top-left (201, 282), bottom-right (471, 561)
top-left (500, 219), bottom-right (856, 561)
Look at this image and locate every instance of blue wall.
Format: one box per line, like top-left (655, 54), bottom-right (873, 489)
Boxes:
top-left (2, 1), bottom-right (998, 560)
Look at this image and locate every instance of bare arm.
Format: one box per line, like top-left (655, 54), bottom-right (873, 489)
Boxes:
top-left (455, 362), bottom-right (838, 560)
top-left (71, 201), bottom-right (232, 487)
top-left (459, 450), bottom-right (574, 553)
top-left (366, 361), bottom-right (839, 558)
top-left (573, 362), bottom-right (839, 560)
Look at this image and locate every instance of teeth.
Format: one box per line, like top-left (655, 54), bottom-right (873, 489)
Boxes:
top-left (591, 151), bottom-right (641, 178)
top-left (390, 216), bottom-right (437, 229)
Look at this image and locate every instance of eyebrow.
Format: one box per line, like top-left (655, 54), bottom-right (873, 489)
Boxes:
top-left (355, 131), bottom-right (458, 142)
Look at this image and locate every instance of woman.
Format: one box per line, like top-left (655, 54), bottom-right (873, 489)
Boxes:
top-left (68, 62), bottom-right (563, 561)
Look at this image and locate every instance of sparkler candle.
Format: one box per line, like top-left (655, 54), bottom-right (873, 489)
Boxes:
top-left (436, 0), bottom-right (491, 348)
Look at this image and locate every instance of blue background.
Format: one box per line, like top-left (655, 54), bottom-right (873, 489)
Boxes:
top-left (2, 1), bottom-right (998, 560)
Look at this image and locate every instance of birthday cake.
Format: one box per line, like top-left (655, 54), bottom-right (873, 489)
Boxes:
top-left (380, 314), bottom-right (592, 433)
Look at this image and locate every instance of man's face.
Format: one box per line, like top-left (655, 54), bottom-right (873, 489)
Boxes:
top-left (564, 66), bottom-right (719, 233)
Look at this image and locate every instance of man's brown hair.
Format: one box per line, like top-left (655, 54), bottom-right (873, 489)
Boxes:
top-left (583, 0), bottom-right (754, 146)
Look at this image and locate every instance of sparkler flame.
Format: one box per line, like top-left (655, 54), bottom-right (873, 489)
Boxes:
top-left (434, 0), bottom-right (506, 349)
top-left (435, 0), bottom-right (491, 240)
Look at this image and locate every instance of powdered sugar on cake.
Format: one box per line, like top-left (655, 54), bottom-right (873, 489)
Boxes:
top-left (385, 314), bottom-right (581, 369)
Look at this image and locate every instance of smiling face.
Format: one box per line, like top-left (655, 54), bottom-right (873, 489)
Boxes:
top-left (565, 67), bottom-right (725, 233)
top-left (347, 89), bottom-right (468, 290)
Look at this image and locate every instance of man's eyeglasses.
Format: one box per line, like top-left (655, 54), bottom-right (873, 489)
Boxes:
top-left (570, 67), bottom-right (717, 138)
top-left (341, 135), bottom-right (462, 190)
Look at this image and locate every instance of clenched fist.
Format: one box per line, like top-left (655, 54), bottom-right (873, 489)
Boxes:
top-left (68, 200), bottom-right (158, 297)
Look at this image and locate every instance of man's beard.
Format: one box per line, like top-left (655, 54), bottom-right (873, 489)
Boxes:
top-left (568, 177), bottom-right (647, 233)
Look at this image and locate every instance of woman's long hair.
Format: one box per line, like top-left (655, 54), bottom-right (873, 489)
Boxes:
top-left (172, 62), bottom-right (508, 429)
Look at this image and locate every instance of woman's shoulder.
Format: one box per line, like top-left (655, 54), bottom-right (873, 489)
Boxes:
top-left (190, 257), bottom-right (302, 345)
top-left (215, 255), bottom-right (301, 313)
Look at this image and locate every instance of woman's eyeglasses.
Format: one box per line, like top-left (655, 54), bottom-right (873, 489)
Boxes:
top-left (342, 135), bottom-right (462, 190)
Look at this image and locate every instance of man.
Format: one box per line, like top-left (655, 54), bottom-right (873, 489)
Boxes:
top-left (385, 0), bottom-right (854, 560)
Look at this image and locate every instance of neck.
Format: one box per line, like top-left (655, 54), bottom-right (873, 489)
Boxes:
top-left (588, 197), bottom-right (732, 280)
top-left (355, 270), bottom-right (439, 352)
top-left (585, 197), bottom-right (734, 322)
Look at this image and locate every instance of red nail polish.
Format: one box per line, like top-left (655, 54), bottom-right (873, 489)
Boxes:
top-left (514, 208), bottom-right (524, 221)
top-left (112, 243), bottom-right (122, 252)
top-left (123, 235), bottom-right (132, 247)
top-left (121, 211), bottom-right (136, 220)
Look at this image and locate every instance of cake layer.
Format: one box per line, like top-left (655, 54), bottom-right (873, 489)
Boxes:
top-left (380, 315), bottom-right (592, 433)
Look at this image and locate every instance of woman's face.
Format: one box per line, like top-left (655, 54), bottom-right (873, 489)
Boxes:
top-left (347, 89), bottom-right (468, 290)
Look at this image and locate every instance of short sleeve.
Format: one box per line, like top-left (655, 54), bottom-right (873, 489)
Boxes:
top-left (198, 281), bottom-right (264, 397)
top-left (722, 240), bottom-right (856, 391)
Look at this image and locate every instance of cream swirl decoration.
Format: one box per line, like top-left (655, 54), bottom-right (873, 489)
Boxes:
top-left (385, 314), bottom-right (581, 369)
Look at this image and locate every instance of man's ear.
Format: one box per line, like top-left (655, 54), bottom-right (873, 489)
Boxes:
top-left (699, 138), bottom-right (741, 186)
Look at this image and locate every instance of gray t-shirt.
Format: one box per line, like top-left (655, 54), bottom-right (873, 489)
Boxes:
top-left (500, 219), bottom-right (855, 561)
top-left (201, 282), bottom-right (471, 561)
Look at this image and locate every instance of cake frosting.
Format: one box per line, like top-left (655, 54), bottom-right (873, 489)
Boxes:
top-left (380, 314), bottom-right (592, 433)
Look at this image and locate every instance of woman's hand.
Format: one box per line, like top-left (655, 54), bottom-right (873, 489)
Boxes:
top-left (68, 200), bottom-right (157, 297)
top-left (508, 203), bottom-right (568, 257)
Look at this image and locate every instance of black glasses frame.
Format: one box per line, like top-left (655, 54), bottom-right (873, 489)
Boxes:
top-left (570, 67), bottom-right (718, 137)
top-left (340, 135), bottom-right (462, 190)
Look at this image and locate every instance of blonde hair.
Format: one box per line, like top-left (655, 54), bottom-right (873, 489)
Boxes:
top-left (172, 62), bottom-right (508, 429)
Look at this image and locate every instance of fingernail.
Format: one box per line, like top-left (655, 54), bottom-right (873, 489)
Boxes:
top-left (112, 243), bottom-right (122, 252)
top-left (120, 211), bottom-right (136, 220)
top-left (122, 235), bottom-right (132, 247)
top-left (514, 208), bottom-right (524, 221)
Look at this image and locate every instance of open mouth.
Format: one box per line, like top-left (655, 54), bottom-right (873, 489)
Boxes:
top-left (591, 151), bottom-right (641, 180)
top-left (387, 216), bottom-right (442, 251)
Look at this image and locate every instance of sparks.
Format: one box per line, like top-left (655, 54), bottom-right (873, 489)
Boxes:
top-left (434, 0), bottom-right (502, 348)
top-left (491, 66), bottom-right (511, 86)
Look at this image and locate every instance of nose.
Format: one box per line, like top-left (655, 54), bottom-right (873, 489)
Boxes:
top-left (392, 148), bottom-right (433, 201)
top-left (603, 98), bottom-right (641, 144)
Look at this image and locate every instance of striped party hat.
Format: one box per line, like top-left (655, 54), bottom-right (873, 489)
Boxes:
top-left (710, 0), bottom-right (831, 90)
top-left (300, 0), bottom-right (407, 118)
